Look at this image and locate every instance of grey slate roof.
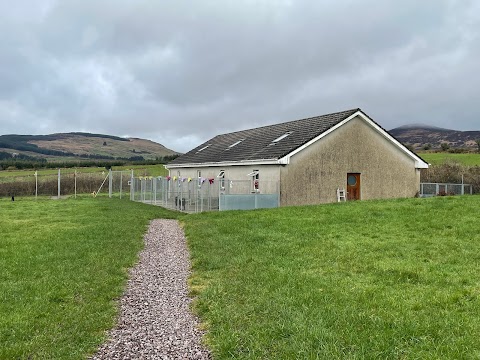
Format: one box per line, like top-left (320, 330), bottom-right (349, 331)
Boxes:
top-left (169, 108), bottom-right (360, 165)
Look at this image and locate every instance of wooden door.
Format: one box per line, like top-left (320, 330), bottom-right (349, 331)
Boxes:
top-left (347, 173), bottom-right (361, 200)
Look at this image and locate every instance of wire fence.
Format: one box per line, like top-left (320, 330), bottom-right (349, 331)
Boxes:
top-left (419, 182), bottom-right (473, 197)
top-left (108, 170), bottom-right (134, 199)
top-left (130, 177), bottom-right (280, 212)
top-left (2, 168), bottom-right (475, 209)
top-left (420, 164), bottom-right (480, 194)
top-left (0, 170), bottom-right (110, 198)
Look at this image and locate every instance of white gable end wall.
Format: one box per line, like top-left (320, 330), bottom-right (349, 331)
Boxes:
top-left (279, 115), bottom-right (421, 206)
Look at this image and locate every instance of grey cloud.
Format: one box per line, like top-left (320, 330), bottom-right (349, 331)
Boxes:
top-left (0, 0), bottom-right (478, 153)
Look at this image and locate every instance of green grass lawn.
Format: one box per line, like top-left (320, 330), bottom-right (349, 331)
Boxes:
top-left (185, 196), bottom-right (480, 359)
top-left (4, 195), bottom-right (480, 359)
top-left (420, 152), bottom-right (480, 166)
top-left (0, 197), bottom-right (178, 359)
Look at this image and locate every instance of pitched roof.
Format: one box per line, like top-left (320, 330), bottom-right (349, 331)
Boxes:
top-left (169, 108), bottom-right (360, 165)
top-left (167, 108), bottom-right (429, 169)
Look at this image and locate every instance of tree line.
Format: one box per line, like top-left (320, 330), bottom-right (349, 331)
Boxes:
top-left (0, 152), bottom-right (179, 171)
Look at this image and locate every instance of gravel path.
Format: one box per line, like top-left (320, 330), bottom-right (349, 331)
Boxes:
top-left (91, 219), bottom-right (211, 360)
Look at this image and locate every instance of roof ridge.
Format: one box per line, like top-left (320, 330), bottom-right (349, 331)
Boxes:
top-left (215, 108), bottom-right (360, 137)
top-left (169, 108), bottom-right (363, 165)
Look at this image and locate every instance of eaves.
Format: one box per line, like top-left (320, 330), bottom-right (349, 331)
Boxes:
top-left (164, 158), bottom-right (287, 169)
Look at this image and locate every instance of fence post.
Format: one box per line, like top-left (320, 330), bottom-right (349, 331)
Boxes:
top-left (35, 171), bottom-right (38, 200)
top-left (119, 172), bottom-right (123, 199)
top-left (130, 170), bottom-right (134, 201)
top-left (143, 178), bottom-right (146, 202)
top-left (74, 170), bottom-right (77, 199)
top-left (108, 169), bottom-right (113, 198)
top-left (58, 169), bottom-right (61, 199)
top-left (150, 178), bottom-right (154, 204)
top-left (218, 180), bottom-right (222, 211)
top-left (278, 181), bottom-right (281, 207)
top-left (153, 178), bottom-right (156, 205)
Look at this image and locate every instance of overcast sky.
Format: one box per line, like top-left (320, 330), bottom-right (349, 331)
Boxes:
top-left (1, 1), bottom-right (478, 153)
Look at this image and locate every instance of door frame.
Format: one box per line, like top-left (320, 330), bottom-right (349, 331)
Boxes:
top-left (346, 173), bottom-right (361, 200)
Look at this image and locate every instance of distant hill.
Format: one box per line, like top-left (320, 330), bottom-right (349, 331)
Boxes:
top-left (0, 132), bottom-right (179, 161)
top-left (389, 125), bottom-right (480, 150)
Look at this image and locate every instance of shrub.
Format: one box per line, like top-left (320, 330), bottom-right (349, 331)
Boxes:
top-left (448, 148), bottom-right (469, 154)
top-left (421, 161), bottom-right (480, 194)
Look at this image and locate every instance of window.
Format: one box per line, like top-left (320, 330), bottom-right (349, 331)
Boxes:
top-left (195, 144), bottom-right (210, 154)
top-left (271, 132), bottom-right (292, 143)
top-left (226, 139), bottom-right (245, 150)
top-left (197, 170), bottom-right (201, 178)
top-left (247, 170), bottom-right (259, 192)
top-left (217, 170), bottom-right (225, 189)
top-left (347, 175), bottom-right (357, 186)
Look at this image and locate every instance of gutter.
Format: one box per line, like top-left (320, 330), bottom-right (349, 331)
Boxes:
top-left (165, 158), bottom-right (282, 169)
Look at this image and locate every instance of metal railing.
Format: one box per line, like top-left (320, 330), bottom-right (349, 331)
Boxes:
top-left (419, 182), bottom-right (473, 197)
top-left (129, 177), bottom-right (279, 212)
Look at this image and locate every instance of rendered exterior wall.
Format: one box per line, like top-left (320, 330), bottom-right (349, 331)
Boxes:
top-left (280, 116), bottom-right (421, 206)
top-left (167, 165), bottom-right (280, 195)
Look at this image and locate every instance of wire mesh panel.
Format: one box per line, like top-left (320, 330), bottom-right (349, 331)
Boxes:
top-left (109, 171), bottom-right (133, 199)
top-left (0, 170), bottom-right (107, 198)
top-left (129, 177), bottom-right (280, 212)
top-left (219, 179), bottom-right (279, 211)
top-left (420, 182), bottom-right (473, 197)
top-left (130, 176), bottom-right (221, 212)
top-left (0, 174), bottom-right (37, 197)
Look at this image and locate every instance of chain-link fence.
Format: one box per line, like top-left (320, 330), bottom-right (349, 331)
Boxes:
top-left (108, 170), bottom-right (134, 199)
top-left (130, 177), bottom-right (220, 212)
top-left (130, 177), bottom-right (279, 212)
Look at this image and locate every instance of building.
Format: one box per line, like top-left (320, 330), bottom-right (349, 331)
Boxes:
top-left (165, 108), bottom-right (429, 207)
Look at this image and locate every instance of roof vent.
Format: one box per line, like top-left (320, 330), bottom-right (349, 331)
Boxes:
top-left (271, 131), bottom-right (292, 144)
top-left (195, 144), bottom-right (211, 154)
top-left (226, 139), bottom-right (245, 150)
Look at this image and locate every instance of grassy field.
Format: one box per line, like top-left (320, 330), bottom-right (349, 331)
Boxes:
top-left (3, 195), bottom-right (480, 359)
top-left (185, 196), bottom-right (480, 359)
top-left (114, 164), bottom-right (169, 176)
top-left (0, 164), bottom-right (168, 180)
top-left (419, 152), bottom-right (480, 166)
top-left (0, 197), bottom-right (178, 359)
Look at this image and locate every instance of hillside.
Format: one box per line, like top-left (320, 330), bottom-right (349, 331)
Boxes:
top-left (390, 125), bottom-right (480, 150)
top-left (0, 132), bottom-right (179, 161)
